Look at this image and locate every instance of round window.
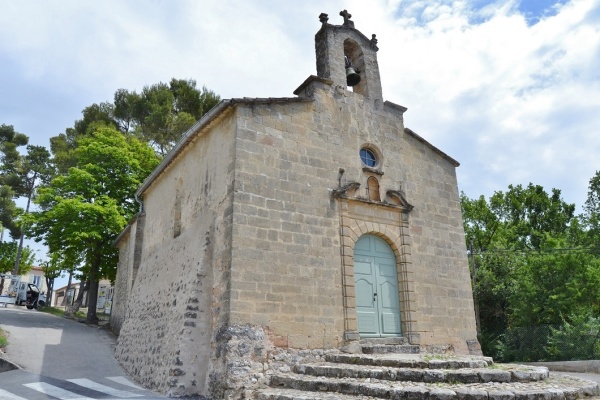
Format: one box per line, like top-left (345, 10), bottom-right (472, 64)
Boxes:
top-left (360, 148), bottom-right (377, 167)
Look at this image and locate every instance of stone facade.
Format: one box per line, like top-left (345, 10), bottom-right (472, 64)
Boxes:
top-left (111, 12), bottom-right (479, 399)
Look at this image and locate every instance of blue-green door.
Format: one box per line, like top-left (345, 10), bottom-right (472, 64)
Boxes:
top-left (354, 235), bottom-right (402, 337)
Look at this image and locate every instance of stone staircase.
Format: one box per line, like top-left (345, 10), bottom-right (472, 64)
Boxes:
top-left (257, 339), bottom-right (600, 400)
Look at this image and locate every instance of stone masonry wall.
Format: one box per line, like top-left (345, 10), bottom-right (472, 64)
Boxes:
top-left (227, 77), bottom-right (477, 353)
top-left (111, 221), bottom-right (134, 334)
top-left (114, 111), bottom-right (237, 398)
top-left (403, 129), bottom-right (478, 353)
top-left (228, 98), bottom-right (345, 350)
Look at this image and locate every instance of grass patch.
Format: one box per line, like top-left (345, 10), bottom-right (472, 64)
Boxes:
top-left (0, 327), bottom-right (8, 350)
top-left (39, 306), bottom-right (65, 317)
top-left (39, 306), bottom-right (108, 322)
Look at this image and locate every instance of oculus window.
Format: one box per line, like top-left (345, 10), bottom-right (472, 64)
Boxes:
top-left (360, 148), bottom-right (377, 167)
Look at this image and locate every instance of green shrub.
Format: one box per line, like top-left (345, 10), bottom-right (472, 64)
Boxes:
top-left (0, 328), bottom-right (7, 349)
top-left (546, 314), bottom-right (600, 361)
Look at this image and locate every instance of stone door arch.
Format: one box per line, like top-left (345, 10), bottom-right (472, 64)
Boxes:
top-left (336, 203), bottom-right (417, 343)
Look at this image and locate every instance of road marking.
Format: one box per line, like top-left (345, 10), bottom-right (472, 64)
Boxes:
top-left (23, 382), bottom-right (91, 399)
top-left (107, 375), bottom-right (144, 389)
top-left (0, 388), bottom-right (28, 400)
top-left (68, 378), bottom-right (143, 397)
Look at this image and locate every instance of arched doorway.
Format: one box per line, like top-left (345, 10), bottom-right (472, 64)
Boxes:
top-left (354, 234), bottom-right (402, 337)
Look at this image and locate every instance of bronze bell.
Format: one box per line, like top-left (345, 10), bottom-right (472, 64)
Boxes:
top-left (346, 67), bottom-right (361, 86)
top-left (344, 56), bottom-right (361, 86)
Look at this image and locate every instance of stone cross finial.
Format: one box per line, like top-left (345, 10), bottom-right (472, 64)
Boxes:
top-left (340, 10), bottom-right (354, 28)
top-left (319, 13), bottom-right (329, 24)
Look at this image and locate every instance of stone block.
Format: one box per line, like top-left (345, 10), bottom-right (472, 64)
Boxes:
top-left (488, 391), bottom-right (516, 400)
top-left (391, 386), bottom-right (429, 400)
top-left (429, 388), bottom-right (457, 400)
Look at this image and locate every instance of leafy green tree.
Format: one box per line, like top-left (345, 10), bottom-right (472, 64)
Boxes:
top-left (0, 241), bottom-right (34, 275)
top-left (461, 183), bottom-right (588, 360)
top-left (0, 124), bottom-right (29, 171)
top-left (0, 124), bottom-right (29, 238)
top-left (0, 241), bottom-right (35, 295)
top-left (582, 170), bottom-right (600, 247)
top-left (546, 313), bottom-right (600, 360)
top-left (51, 79), bottom-right (220, 168)
top-left (40, 253), bottom-right (64, 306)
top-left (6, 145), bottom-right (53, 275)
top-left (510, 238), bottom-right (600, 327)
top-left (487, 184), bottom-right (575, 250)
top-left (113, 79), bottom-right (219, 155)
top-left (1, 125), bottom-right (54, 275)
top-left (0, 185), bottom-right (20, 238)
top-left (29, 126), bottom-right (159, 323)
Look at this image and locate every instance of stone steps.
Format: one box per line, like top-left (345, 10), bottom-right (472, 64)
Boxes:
top-left (265, 372), bottom-right (599, 400)
top-left (326, 354), bottom-right (493, 369)
top-left (358, 337), bottom-right (420, 355)
top-left (294, 362), bottom-right (541, 383)
top-left (258, 387), bottom-right (383, 400)
top-left (258, 352), bottom-right (599, 400)
top-left (361, 344), bottom-right (420, 355)
top-left (359, 338), bottom-right (409, 345)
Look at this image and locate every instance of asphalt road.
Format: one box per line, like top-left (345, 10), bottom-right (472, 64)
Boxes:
top-left (0, 305), bottom-right (168, 399)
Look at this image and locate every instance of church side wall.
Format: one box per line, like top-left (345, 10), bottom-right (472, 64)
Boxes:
top-left (114, 112), bottom-right (237, 398)
top-left (111, 223), bottom-right (135, 334)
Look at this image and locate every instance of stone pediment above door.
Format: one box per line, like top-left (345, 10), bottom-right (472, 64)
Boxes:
top-left (385, 190), bottom-right (414, 212)
top-left (332, 181), bottom-right (414, 213)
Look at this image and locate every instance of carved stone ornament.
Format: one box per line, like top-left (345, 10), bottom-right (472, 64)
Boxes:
top-left (385, 189), bottom-right (414, 211)
top-left (339, 9), bottom-right (355, 28)
top-left (332, 182), bottom-right (360, 199)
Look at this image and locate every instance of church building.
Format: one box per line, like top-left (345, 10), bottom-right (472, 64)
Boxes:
top-left (111, 11), bottom-right (479, 399)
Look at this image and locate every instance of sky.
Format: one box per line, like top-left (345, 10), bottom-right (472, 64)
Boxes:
top-left (1, 0), bottom-right (599, 285)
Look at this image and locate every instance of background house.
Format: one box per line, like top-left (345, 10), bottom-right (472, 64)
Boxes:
top-left (0, 266), bottom-right (48, 297)
top-left (53, 279), bottom-right (113, 314)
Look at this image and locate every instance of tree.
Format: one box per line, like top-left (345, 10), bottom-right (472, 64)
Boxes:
top-left (6, 145), bottom-right (53, 275)
top-left (0, 124), bottom-right (28, 238)
top-left (486, 184), bottom-right (575, 250)
top-left (510, 237), bottom-right (600, 326)
top-left (0, 185), bottom-right (19, 238)
top-left (29, 126), bottom-right (159, 323)
top-left (51, 79), bottom-right (220, 164)
top-left (0, 241), bottom-right (34, 295)
top-left (461, 184), bottom-right (586, 359)
top-left (40, 253), bottom-right (64, 307)
top-left (113, 79), bottom-right (220, 156)
top-left (582, 170), bottom-right (600, 247)
top-left (0, 241), bottom-right (34, 274)
top-left (0, 124), bottom-right (28, 171)
top-left (462, 181), bottom-right (600, 361)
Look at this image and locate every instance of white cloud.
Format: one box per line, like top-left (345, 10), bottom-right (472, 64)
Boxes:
top-left (0, 0), bottom-right (599, 212)
top-left (368, 0), bottom-right (600, 208)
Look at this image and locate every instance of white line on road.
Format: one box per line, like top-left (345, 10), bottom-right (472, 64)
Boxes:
top-left (24, 382), bottom-right (91, 399)
top-left (107, 375), bottom-right (144, 389)
top-left (68, 378), bottom-right (144, 397)
top-left (0, 388), bottom-right (28, 400)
